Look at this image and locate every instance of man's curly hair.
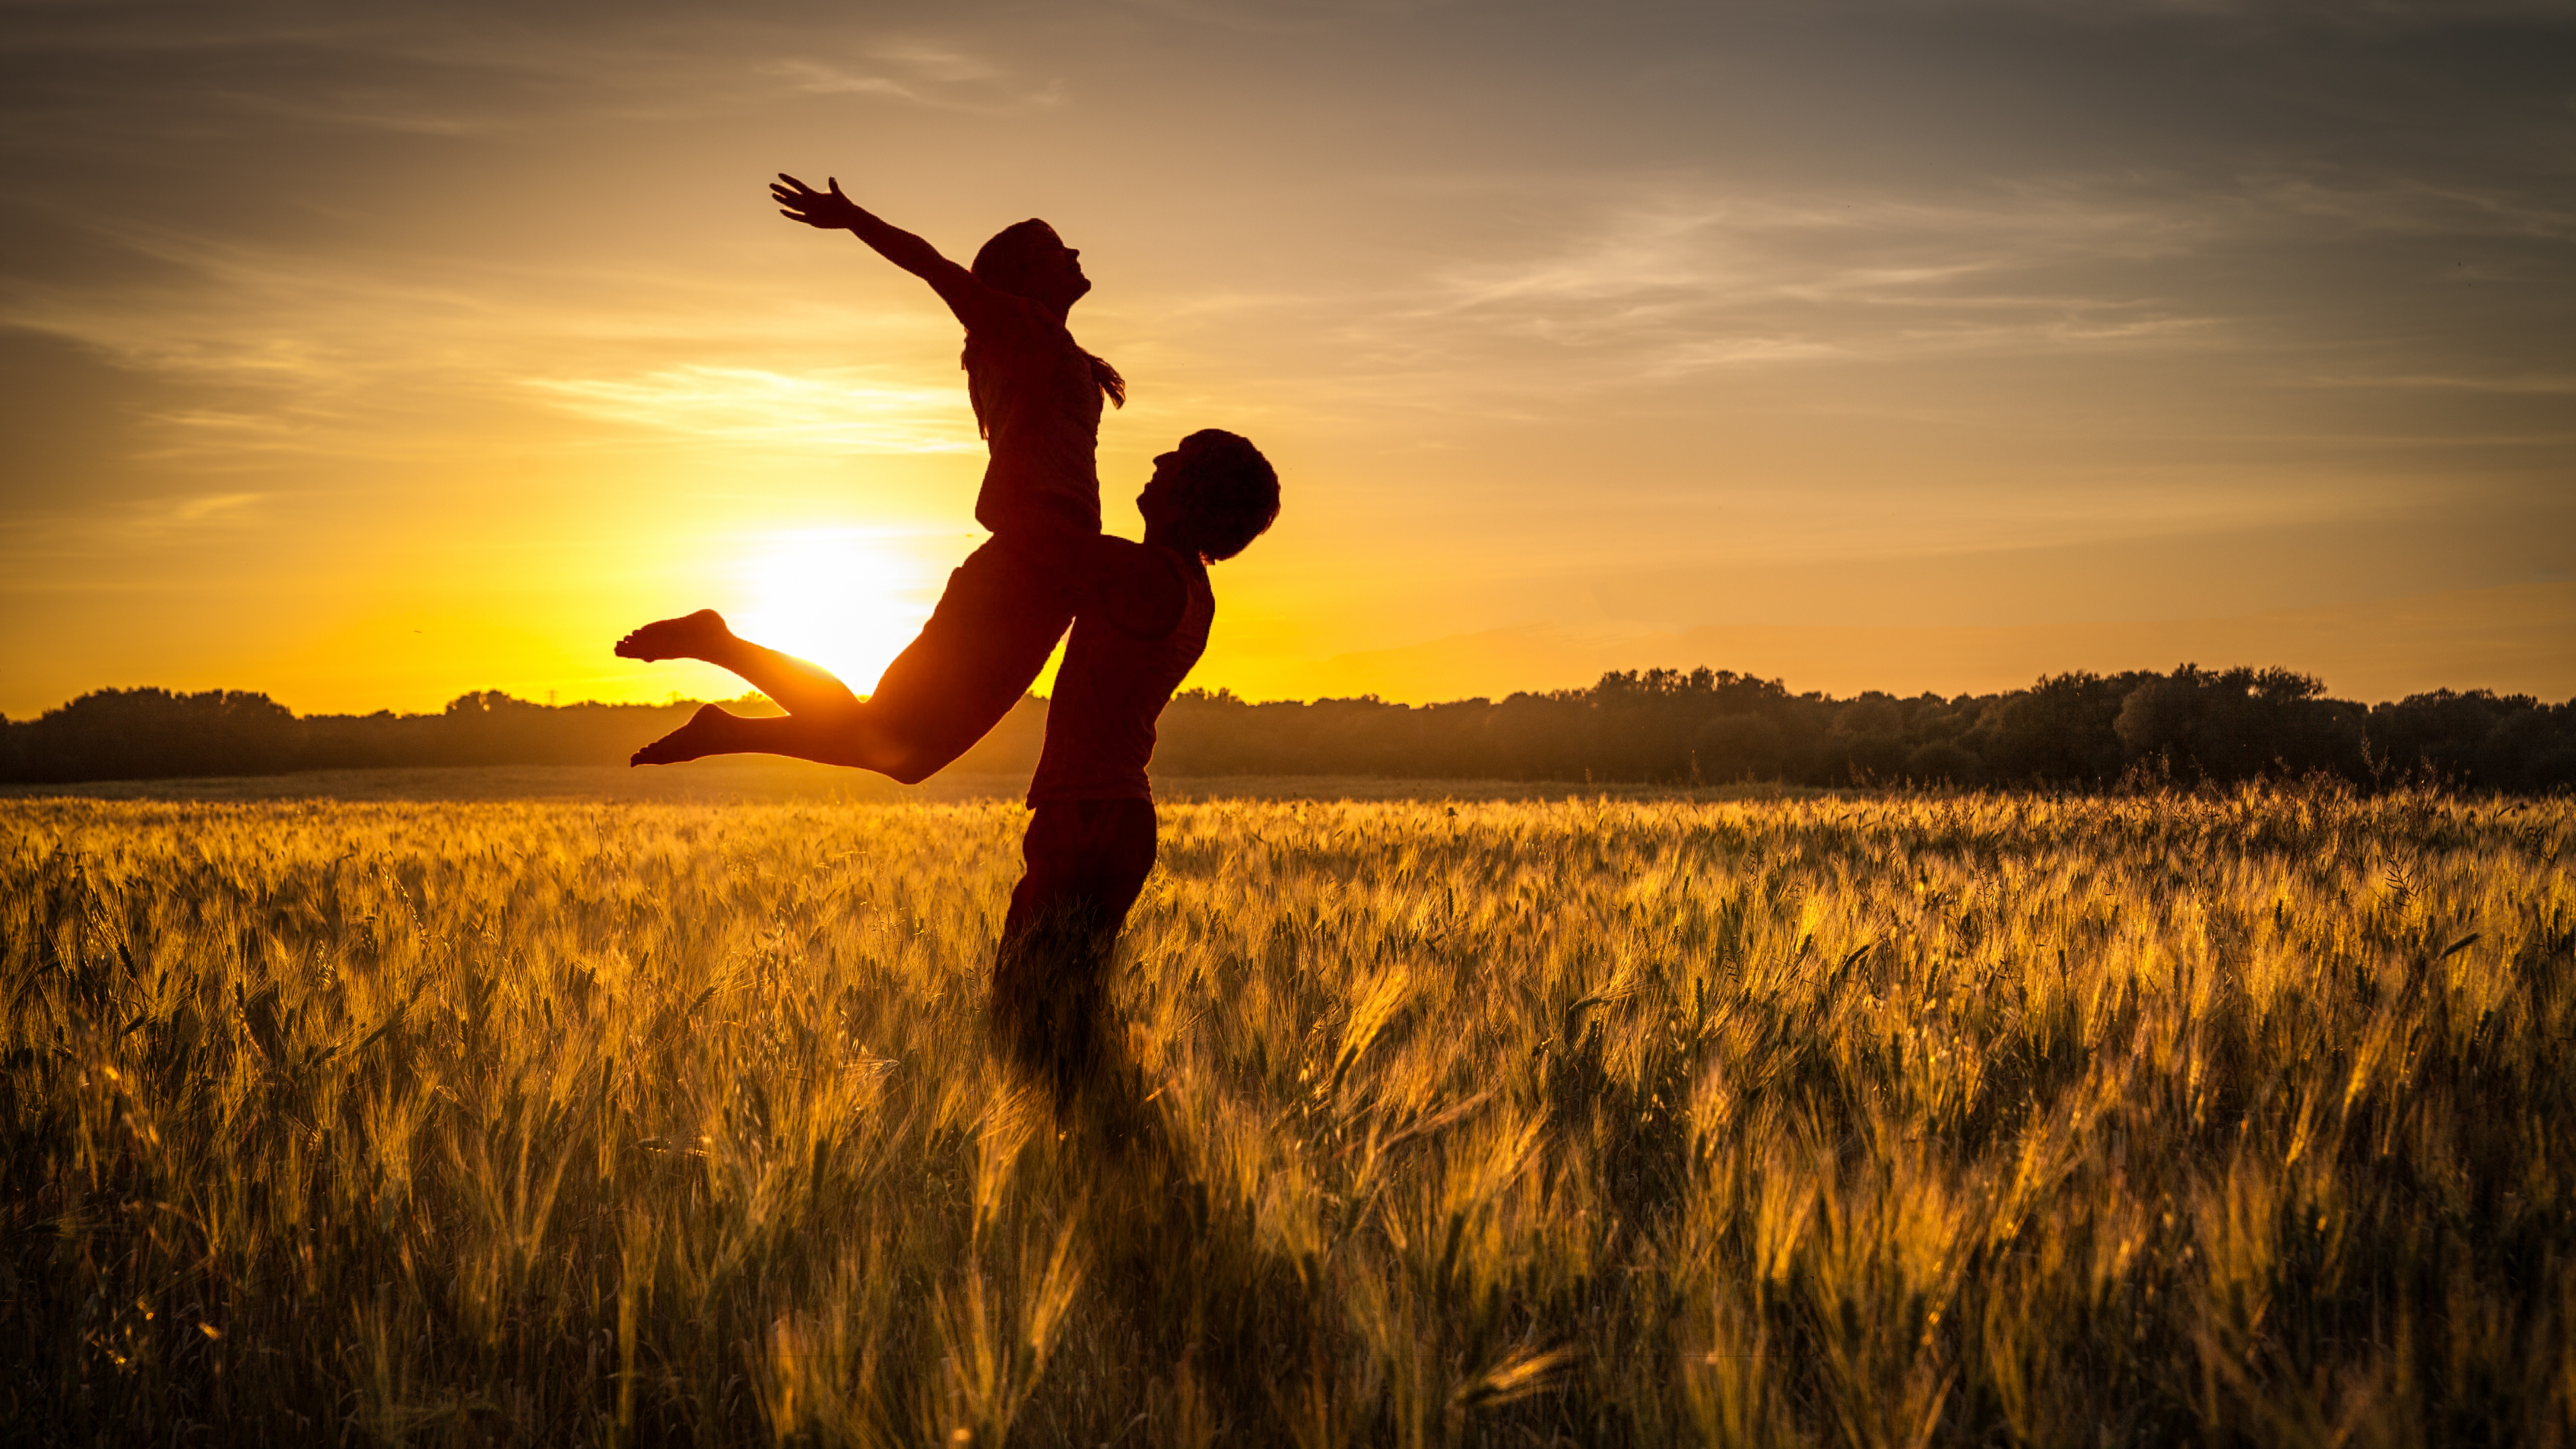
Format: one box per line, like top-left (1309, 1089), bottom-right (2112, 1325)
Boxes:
top-left (1169, 429), bottom-right (1279, 562)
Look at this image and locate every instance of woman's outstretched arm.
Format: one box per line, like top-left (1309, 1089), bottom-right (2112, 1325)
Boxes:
top-left (771, 173), bottom-right (991, 326)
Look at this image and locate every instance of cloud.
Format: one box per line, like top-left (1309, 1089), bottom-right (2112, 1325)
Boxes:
top-left (0, 190), bottom-right (973, 466)
top-left (2249, 172), bottom-right (2576, 244)
top-left (526, 366), bottom-right (976, 453)
top-left (758, 46), bottom-right (1063, 113)
top-left (1894, 0), bottom-right (2576, 29)
top-left (1209, 181), bottom-right (2248, 415)
top-left (1161, 140), bottom-right (2571, 431)
top-left (0, 488), bottom-right (270, 570)
top-left (2303, 372), bottom-right (2576, 394)
top-left (168, 491), bottom-right (264, 524)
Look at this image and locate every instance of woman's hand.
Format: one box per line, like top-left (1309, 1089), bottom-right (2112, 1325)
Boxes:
top-left (772, 173), bottom-right (863, 229)
top-left (767, 174), bottom-right (967, 304)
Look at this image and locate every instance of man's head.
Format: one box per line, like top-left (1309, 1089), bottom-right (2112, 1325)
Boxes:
top-left (1139, 429), bottom-right (1279, 563)
top-left (973, 219), bottom-right (1089, 311)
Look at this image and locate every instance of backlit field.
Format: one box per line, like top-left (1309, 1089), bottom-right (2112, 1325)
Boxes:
top-left (3, 788), bottom-right (2571, 1446)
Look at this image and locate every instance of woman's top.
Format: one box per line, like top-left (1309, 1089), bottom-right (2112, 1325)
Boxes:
top-left (962, 294), bottom-right (1105, 539)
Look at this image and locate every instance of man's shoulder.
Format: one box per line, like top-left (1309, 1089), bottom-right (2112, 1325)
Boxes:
top-left (1080, 538), bottom-right (1197, 639)
top-left (1140, 542), bottom-right (1208, 602)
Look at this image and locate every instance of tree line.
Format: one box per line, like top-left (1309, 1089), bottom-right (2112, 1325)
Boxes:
top-left (3, 665), bottom-right (2571, 792)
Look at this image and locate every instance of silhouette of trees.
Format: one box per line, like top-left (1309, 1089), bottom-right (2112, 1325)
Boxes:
top-left (1904, 740), bottom-right (1984, 786)
top-left (1693, 714), bottom-right (1784, 782)
top-left (5, 667), bottom-right (2573, 792)
top-left (2112, 665), bottom-right (2367, 783)
top-left (0, 689), bottom-right (301, 783)
top-left (1143, 665), bottom-right (2573, 792)
top-left (1970, 672), bottom-right (2139, 785)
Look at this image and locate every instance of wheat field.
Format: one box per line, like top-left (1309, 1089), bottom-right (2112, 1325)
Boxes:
top-left (3, 787), bottom-right (2570, 1446)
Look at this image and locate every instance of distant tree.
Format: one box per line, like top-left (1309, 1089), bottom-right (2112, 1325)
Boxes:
top-left (1837, 733), bottom-right (1911, 785)
top-left (2368, 690), bottom-right (2522, 785)
top-left (1979, 672), bottom-right (2133, 786)
top-left (2114, 665), bottom-right (2364, 783)
top-left (1834, 694), bottom-right (1904, 737)
top-left (1693, 714), bottom-right (1784, 781)
top-left (2475, 704), bottom-right (2576, 792)
top-left (1904, 740), bottom-right (1984, 786)
top-left (8, 688), bottom-right (302, 782)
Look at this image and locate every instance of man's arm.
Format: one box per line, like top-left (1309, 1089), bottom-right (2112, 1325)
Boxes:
top-left (771, 173), bottom-right (1000, 329)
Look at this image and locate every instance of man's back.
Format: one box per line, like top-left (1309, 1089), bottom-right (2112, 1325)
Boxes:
top-left (1027, 538), bottom-right (1211, 804)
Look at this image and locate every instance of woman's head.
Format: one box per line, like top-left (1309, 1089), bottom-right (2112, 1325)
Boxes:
top-left (972, 219), bottom-right (1089, 311)
top-left (969, 218), bottom-right (1120, 409)
top-left (1140, 429), bottom-right (1280, 563)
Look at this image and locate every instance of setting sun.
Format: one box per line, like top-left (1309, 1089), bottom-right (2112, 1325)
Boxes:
top-left (727, 529), bottom-right (936, 699)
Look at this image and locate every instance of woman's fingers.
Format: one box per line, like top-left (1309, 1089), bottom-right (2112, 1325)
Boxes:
top-left (770, 171), bottom-right (851, 225)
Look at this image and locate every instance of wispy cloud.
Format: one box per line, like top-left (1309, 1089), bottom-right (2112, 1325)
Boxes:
top-left (1, 199), bottom-right (968, 464)
top-left (526, 366), bottom-right (976, 453)
top-left (0, 489), bottom-right (270, 565)
top-left (1189, 181), bottom-right (2247, 416)
top-left (759, 46), bottom-right (1063, 113)
top-left (2302, 372), bottom-right (2576, 394)
top-left (168, 491), bottom-right (264, 525)
top-left (1898, 0), bottom-right (2576, 29)
top-left (1170, 153), bottom-right (2573, 425)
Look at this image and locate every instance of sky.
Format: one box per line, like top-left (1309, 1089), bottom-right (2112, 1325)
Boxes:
top-left (3, 0), bottom-right (2571, 719)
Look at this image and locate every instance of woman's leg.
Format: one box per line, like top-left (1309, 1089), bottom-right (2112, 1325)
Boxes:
top-left (624, 537), bottom-right (1072, 782)
top-left (615, 609), bottom-right (861, 720)
top-left (629, 702), bottom-right (901, 769)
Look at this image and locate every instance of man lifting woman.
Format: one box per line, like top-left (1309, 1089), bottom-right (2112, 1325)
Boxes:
top-left (619, 174), bottom-right (1279, 1102)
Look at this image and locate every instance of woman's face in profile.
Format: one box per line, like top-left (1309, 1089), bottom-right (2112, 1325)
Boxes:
top-left (1028, 229), bottom-right (1089, 305)
top-left (990, 222), bottom-right (1089, 307)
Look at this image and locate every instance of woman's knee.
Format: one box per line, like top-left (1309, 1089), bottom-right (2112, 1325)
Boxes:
top-left (882, 750), bottom-right (942, 786)
top-left (879, 727), bottom-right (980, 784)
top-left (794, 711), bottom-right (944, 782)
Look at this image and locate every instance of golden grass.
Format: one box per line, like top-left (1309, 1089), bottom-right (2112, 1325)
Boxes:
top-left (2, 787), bottom-right (2570, 1446)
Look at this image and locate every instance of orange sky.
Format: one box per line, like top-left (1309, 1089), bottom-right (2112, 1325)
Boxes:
top-left (3, 1), bottom-right (2571, 719)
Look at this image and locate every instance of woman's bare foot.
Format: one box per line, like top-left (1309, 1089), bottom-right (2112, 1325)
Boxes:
top-left (615, 608), bottom-right (733, 663)
top-left (631, 704), bottom-right (737, 766)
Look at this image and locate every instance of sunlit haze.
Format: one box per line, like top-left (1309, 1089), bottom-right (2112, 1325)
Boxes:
top-left (3, 0), bottom-right (2570, 718)
top-left (729, 527), bottom-right (943, 699)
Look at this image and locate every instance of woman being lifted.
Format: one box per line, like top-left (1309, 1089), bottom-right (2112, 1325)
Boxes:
top-left (617, 173), bottom-right (1122, 780)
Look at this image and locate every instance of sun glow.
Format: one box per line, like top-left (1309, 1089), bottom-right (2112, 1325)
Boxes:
top-left (727, 529), bottom-right (935, 698)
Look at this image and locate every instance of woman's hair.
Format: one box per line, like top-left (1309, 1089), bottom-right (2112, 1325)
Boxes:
top-left (973, 219), bottom-right (1124, 411)
top-left (1168, 429), bottom-right (1280, 562)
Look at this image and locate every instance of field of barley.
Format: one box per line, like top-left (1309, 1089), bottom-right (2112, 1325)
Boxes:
top-left (3, 786), bottom-right (2571, 1447)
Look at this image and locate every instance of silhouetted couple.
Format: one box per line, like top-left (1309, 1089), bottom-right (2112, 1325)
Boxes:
top-left (619, 174), bottom-right (1279, 1108)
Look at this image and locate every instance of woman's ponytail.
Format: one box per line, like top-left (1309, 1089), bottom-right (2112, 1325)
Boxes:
top-left (1087, 352), bottom-right (1126, 410)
